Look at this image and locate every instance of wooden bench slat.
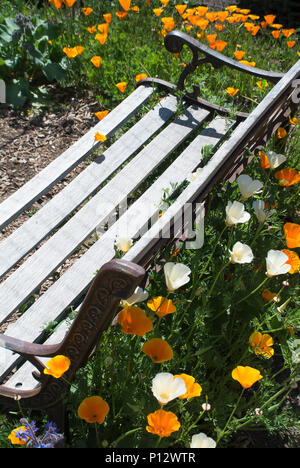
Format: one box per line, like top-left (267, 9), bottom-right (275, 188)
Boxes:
top-left (0, 115), bottom-right (235, 382)
top-left (0, 95), bottom-right (178, 278)
top-left (0, 85), bottom-right (154, 230)
top-left (0, 103), bottom-right (208, 324)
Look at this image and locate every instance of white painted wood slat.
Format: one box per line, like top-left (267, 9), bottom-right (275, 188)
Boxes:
top-left (0, 85), bottom-right (153, 230)
top-left (0, 103), bottom-right (208, 324)
top-left (0, 95), bottom-right (178, 278)
top-left (0, 115), bottom-right (236, 383)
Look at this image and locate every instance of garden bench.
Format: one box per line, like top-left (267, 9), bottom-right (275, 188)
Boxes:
top-left (0, 30), bottom-right (299, 430)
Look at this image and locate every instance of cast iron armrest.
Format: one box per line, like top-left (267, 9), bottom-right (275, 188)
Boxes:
top-left (164, 30), bottom-right (284, 90)
top-left (0, 333), bottom-right (59, 358)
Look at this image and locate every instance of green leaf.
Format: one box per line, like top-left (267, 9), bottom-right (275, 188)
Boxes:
top-left (6, 78), bottom-right (29, 107)
top-left (43, 62), bottom-right (67, 82)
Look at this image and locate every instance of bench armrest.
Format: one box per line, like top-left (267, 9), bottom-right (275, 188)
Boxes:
top-left (164, 30), bottom-right (284, 91)
top-left (0, 333), bottom-right (59, 358)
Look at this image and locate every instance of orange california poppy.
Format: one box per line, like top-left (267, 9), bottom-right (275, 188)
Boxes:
top-left (116, 11), bottom-right (128, 19)
top-left (135, 73), bottom-right (148, 82)
top-left (160, 0), bottom-right (170, 6)
top-left (277, 127), bottom-right (287, 139)
top-left (116, 81), bottom-right (128, 93)
top-left (153, 8), bottom-right (163, 16)
top-left (49, 0), bottom-right (63, 7)
top-left (146, 409), bottom-right (180, 437)
top-left (226, 16), bottom-right (236, 24)
top-left (206, 33), bottom-right (217, 43)
top-left (94, 132), bottom-right (107, 142)
top-left (281, 249), bottom-right (300, 274)
top-left (118, 0), bottom-right (131, 11)
top-left (142, 338), bottom-right (173, 363)
top-left (103, 13), bottom-right (112, 23)
top-left (78, 396), bottom-right (109, 424)
top-left (249, 15), bottom-right (260, 20)
top-left (272, 30), bottom-right (281, 39)
top-left (161, 17), bottom-right (175, 32)
top-left (274, 168), bottom-right (300, 186)
top-left (175, 5), bottom-right (187, 16)
top-left (251, 25), bottom-right (260, 36)
top-left (131, 5), bottom-right (139, 11)
top-left (91, 56), bottom-right (102, 68)
top-left (249, 332), bottom-right (274, 358)
top-left (147, 296), bottom-right (176, 317)
top-left (287, 41), bottom-right (296, 48)
top-left (244, 22), bottom-right (255, 32)
top-left (197, 18), bottom-right (209, 30)
top-left (257, 80), bottom-right (269, 89)
top-left (234, 50), bottom-right (246, 60)
top-left (63, 0), bottom-right (77, 6)
top-left (82, 7), bottom-right (93, 15)
top-left (206, 11), bottom-right (217, 22)
top-left (283, 222), bottom-right (300, 249)
top-left (97, 23), bottom-right (109, 33)
top-left (232, 366), bottom-right (263, 389)
top-left (74, 46), bottom-right (84, 55)
top-left (87, 25), bottom-right (97, 33)
top-left (239, 59), bottom-right (256, 67)
top-left (63, 47), bottom-right (79, 58)
top-left (174, 373), bottom-right (202, 399)
top-left (210, 40), bottom-right (227, 52)
top-left (146, 0), bottom-right (150, 5)
top-left (264, 14), bottom-right (276, 25)
top-left (271, 23), bottom-right (283, 29)
top-left (226, 87), bottom-right (239, 96)
top-left (95, 110), bottom-right (109, 120)
top-left (217, 11), bottom-right (229, 22)
top-left (261, 289), bottom-right (280, 302)
top-left (8, 426), bottom-right (29, 445)
top-left (259, 151), bottom-right (270, 169)
top-left (95, 33), bottom-right (108, 45)
top-left (282, 28), bottom-right (295, 38)
top-left (117, 306), bottom-right (153, 336)
top-left (195, 6), bottom-right (208, 16)
top-left (44, 355), bottom-right (71, 378)
top-left (289, 115), bottom-right (299, 126)
top-left (215, 24), bottom-right (224, 31)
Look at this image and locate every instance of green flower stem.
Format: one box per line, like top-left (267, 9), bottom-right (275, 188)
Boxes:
top-left (185, 410), bottom-right (205, 435)
top-left (217, 388), bottom-right (245, 445)
top-left (155, 436), bottom-right (162, 448)
top-left (198, 225), bottom-right (228, 281)
top-left (94, 422), bottom-right (100, 448)
top-left (203, 261), bottom-right (229, 308)
top-left (235, 277), bottom-right (269, 306)
top-left (110, 427), bottom-right (143, 448)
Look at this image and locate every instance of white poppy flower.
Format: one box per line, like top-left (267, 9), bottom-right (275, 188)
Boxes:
top-left (120, 287), bottom-right (149, 307)
top-left (190, 433), bottom-right (216, 448)
top-left (164, 262), bottom-right (191, 292)
top-left (225, 201), bottom-right (251, 227)
top-left (265, 151), bottom-right (287, 169)
top-left (265, 250), bottom-right (291, 277)
top-left (151, 373), bottom-right (187, 405)
top-left (229, 242), bottom-right (254, 264)
top-left (237, 174), bottom-right (263, 200)
top-left (115, 236), bottom-right (133, 253)
top-left (252, 199), bottom-right (274, 224)
top-left (186, 168), bottom-right (203, 183)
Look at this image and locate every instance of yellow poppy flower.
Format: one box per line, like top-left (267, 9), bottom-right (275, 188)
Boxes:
top-left (142, 337), bottom-right (173, 362)
top-left (226, 87), bottom-right (239, 96)
top-left (8, 426), bottom-right (29, 445)
top-left (117, 306), bottom-right (153, 336)
top-left (44, 355), bottom-right (71, 378)
top-left (146, 410), bottom-right (180, 437)
top-left (249, 332), bottom-right (274, 358)
top-left (116, 81), bottom-right (128, 93)
top-left (94, 131), bottom-right (107, 142)
top-left (78, 396), bottom-right (109, 424)
top-left (95, 110), bottom-right (109, 120)
top-left (174, 373), bottom-right (202, 399)
top-left (232, 366), bottom-right (263, 389)
top-left (91, 56), bottom-right (102, 68)
top-left (147, 296), bottom-right (176, 317)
